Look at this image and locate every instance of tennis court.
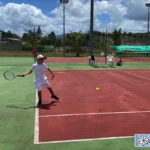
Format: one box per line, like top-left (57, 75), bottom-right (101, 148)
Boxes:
top-left (1, 57), bottom-right (150, 150)
top-left (35, 69), bottom-right (150, 144)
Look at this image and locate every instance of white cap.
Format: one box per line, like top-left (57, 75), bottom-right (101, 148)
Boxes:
top-left (36, 54), bottom-right (47, 60)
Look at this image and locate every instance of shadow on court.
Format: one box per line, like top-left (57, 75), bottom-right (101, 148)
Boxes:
top-left (93, 65), bottom-right (108, 68)
top-left (6, 101), bottom-right (59, 110)
top-left (38, 101), bottom-right (59, 110)
top-left (6, 105), bottom-right (36, 109)
top-left (92, 64), bottom-right (117, 68)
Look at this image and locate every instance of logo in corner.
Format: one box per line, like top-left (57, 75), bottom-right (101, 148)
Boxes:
top-left (135, 134), bottom-right (150, 147)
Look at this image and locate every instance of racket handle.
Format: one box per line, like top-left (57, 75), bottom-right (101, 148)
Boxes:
top-left (17, 75), bottom-right (24, 77)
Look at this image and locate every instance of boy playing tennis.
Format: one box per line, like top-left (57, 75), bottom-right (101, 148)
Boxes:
top-left (20, 54), bottom-right (59, 106)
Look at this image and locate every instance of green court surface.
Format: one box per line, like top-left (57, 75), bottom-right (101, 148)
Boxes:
top-left (0, 57), bottom-right (149, 150)
top-left (0, 57), bottom-right (150, 70)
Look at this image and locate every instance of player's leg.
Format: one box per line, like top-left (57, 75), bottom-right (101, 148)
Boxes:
top-left (43, 80), bottom-right (59, 100)
top-left (34, 54), bottom-right (36, 62)
top-left (91, 60), bottom-right (95, 66)
top-left (48, 88), bottom-right (59, 100)
top-left (89, 58), bottom-right (91, 66)
top-left (37, 91), bottom-right (42, 105)
top-left (94, 60), bottom-right (95, 66)
top-left (35, 82), bottom-right (42, 106)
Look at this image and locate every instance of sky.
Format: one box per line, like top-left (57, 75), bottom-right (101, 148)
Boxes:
top-left (0, 0), bottom-right (150, 36)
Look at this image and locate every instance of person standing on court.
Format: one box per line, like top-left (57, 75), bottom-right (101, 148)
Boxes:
top-left (20, 54), bottom-right (59, 107)
top-left (88, 55), bottom-right (91, 65)
top-left (107, 53), bottom-right (114, 67)
top-left (32, 47), bottom-right (37, 62)
top-left (91, 55), bottom-right (95, 66)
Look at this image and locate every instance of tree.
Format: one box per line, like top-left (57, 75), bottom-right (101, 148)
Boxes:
top-left (40, 36), bottom-right (51, 45)
top-left (55, 38), bottom-right (62, 51)
top-left (111, 28), bottom-right (122, 45)
top-left (67, 31), bottom-right (86, 57)
top-left (22, 27), bottom-right (43, 47)
top-left (2, 30), bottom-right (14, 39)
top-left (22, 33), bottom-right (28, 41)
top-left (36, 26), bottom-right (42, 36)
top-left (48, 31), bottom-right (56, 46)
top-left (128, 32), bottom-right (132, 43)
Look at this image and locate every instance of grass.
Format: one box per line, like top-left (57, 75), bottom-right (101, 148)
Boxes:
top-left (0, 57), bottom-right (150, 150)
top-left (0, 66), bottom-right (35, 150)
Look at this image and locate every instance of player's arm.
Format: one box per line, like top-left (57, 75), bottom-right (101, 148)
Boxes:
top-left (21, 70), bottom-right (33, 77)
top-left (47, 68), bottom-right (54, 80)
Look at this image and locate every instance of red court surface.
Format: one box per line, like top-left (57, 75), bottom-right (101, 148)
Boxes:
top-left (45, 57), bottom-right (150, 63)
top-left (35, 70), bottom-right (150, 143)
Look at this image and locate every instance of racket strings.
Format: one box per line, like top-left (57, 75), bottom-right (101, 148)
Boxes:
top-left (4, 71), bottom-right (15, 80)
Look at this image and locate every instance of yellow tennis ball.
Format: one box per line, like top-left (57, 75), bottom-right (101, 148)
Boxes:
top-left (96, 87), bottom-right (100, 91)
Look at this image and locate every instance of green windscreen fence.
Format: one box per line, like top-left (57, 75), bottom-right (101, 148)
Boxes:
top-left (112, 45), bottom-right (150, 53)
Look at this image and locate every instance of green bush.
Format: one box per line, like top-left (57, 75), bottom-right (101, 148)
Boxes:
top-left (22, 43), bottom-right (32, 51)
top-left (36, 45), bottom-right (44, 52)
top-left (43, 46), bottom-right (54, 52)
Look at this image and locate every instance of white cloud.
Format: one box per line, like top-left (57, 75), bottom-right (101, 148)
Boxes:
top-left (124, 0), bottom-right (149, 21)
top-left (0, 0), bottom-right (149, 37)
top-left (0, 3), bottom-right (54, 35)
top-left (93, 0), bottom-right (149, 33)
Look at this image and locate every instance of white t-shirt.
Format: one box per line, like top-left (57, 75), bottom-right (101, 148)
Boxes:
top-left (31, 63), bottom-right (48, 82)
top-left (88, 56), bottom-right (91, 59)
top-left (107, 55), bottom-right (114, 61)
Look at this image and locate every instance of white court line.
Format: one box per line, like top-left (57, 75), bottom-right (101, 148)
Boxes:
top-left (39, 110), bottom-right (150, 118)
top-left (37, 136), bottom-right (133, 144)
top-left (36, 110), bottom-right (147, 144)
top-left (34, 90), bottom-right (39, 144)
top-left (125, 71), bottom-right (150, 81)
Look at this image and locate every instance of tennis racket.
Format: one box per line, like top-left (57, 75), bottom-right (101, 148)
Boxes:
top-left (3, 71), bottom-right (22, 80)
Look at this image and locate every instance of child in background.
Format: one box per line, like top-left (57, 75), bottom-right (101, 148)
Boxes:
top-left (32, 48), bottom-right (37, 62)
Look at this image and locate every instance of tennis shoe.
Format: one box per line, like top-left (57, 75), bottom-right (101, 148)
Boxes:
top-left (37, 100), bottom-right (42, 106)
top-left (51, 95), bottom-right (59, 100)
